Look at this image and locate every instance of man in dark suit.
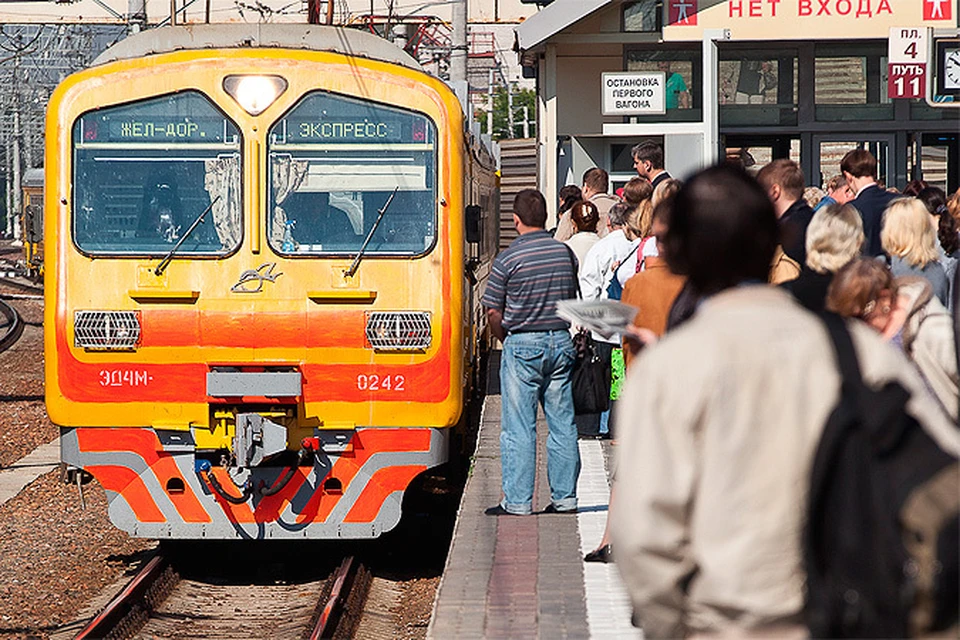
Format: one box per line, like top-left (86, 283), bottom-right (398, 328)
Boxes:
top-left (632, 141), bottom-right (671, 189)
top-left (841, 148), bottom-right (899, 257)
top-left (756, 159), bottom-right (813, 267)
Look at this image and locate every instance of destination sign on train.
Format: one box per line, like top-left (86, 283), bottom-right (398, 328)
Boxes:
top-left (80, 116), bottom-right (229, 143)
top-left (282, 117), bottom-right (429, 143)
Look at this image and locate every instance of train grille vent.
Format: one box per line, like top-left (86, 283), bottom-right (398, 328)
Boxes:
top-left (74, 311), bottom-right (142, 350)
top-left (365, 312), bottom-right (432, 351)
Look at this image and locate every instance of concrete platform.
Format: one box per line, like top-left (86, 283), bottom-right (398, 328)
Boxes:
top-left (0, 438), bottom-right (59, 508)
top-left (428, 393), bottom-right (641, 639)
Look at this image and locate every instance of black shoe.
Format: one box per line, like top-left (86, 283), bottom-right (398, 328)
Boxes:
top-left (584, 544), bottom-right (612, 563)
top-left (485, 505), bottom-right (524, 516)
top-left (542, 503), bottom-right (577, 514)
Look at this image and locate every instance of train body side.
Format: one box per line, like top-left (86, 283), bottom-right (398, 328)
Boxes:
top-left (45, 29), bottom-right (497, 539)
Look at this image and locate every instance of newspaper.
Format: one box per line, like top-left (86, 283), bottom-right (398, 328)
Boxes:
top-left (555, 299), bottom-right (639, 339)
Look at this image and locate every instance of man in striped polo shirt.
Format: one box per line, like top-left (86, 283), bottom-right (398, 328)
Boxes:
top-left (481, 188), bottom-right (581, 516)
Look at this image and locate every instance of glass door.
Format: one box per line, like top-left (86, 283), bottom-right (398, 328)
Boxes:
top-left (722, 135), bottom-right (800, 174)
top-left (919, 133), bottom-right (959, 195)
top-left (811, 134), bottom-right (896, 191)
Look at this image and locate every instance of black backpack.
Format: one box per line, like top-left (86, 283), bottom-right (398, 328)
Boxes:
top-left (804, 314), bottom-right (959, 638)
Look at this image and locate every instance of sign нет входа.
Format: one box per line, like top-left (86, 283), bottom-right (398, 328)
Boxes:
top-left (602, 72), bottom-right (666, 116)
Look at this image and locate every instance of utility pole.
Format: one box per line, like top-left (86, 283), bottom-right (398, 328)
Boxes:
top-left (11, 109), bottom-right (21, 241)
top-left (128, 0), bottom-right (147, 32)
top-left (486, 69), bottom-right (494, 136)
top-left (507, 81), bottom-right (514, 139)
top-left (449, 0), bottom-right (467, 83)
top-left (5, 153), bottom-right (12, 239)
top-left (523, 105), bottom-right (529, 138)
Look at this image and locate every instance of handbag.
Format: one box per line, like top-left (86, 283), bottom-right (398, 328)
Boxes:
top-left (564, 245), bottom-right (611, 414)
top-left (571, 328), bottom-right (610, 414)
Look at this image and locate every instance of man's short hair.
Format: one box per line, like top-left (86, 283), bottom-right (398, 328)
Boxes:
top-left (582, 168), bottom-right (609, 194)
top-left (756, 159), bottom-right (805, 201)
top-left (664, 165), bottom-right (778, 295)
top-left (513, 189), bottom-right (548, 228)
top-left (840, 149), bottom-right (877, 179)
top-left (631, 141), bottom-right (664, 169)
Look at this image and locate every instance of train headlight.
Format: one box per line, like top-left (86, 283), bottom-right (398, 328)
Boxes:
top-left (365, 312), bottom-right (432, 351)
top-left (223, 75), bottom-right (288, 116)
top-left (74, 310), bottom-right (142, 350)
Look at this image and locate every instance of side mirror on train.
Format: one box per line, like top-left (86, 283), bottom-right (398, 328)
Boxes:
top-left (465, 205), bottom-right (482, 244)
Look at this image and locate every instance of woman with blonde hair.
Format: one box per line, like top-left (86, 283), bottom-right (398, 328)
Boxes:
top-left (635, 178), bottom-right (683, 269)
top-left (782, 203), bottom-right (863, 313)
top-left (881, 198), bottom-right (948, 304)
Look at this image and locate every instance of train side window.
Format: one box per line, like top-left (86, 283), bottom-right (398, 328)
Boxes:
top-left (71, 91), bottom-right (242, 256)
top-left (267, 91), bottom-right (438, 256)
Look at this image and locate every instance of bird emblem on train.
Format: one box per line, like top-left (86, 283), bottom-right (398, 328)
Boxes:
top-left (231, 263), bottom-right (283, 293)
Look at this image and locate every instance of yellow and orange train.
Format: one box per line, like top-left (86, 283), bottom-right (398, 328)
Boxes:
top-left (45, 24), bottom-right (499, 539)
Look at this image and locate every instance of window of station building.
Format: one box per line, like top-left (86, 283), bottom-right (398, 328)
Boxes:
top-left (625, 49), bottom-right (700, 122)
top-left (814, 43), bottom-right (893, 121)
top-left (719, 49), bottom-right (798, 127)
top-left (623, 0), bottom-right (660, 32)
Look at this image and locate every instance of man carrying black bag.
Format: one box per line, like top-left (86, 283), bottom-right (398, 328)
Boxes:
top-left (609, 165), bottom-right (960, 639)
top-left (481, 189), bottom-right (581, 517)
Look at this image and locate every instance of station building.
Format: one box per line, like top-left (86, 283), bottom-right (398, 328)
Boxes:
top-left (515, 0), bottom-right (959, 220)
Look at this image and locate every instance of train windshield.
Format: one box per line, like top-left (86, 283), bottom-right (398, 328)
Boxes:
top-left (267, 92), bottom-right (437, 256)
top-left (71, 91), bottom-right (242, 256)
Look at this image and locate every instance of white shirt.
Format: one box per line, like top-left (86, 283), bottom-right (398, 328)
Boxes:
top-left (579, 228), bottom-right (639, 343)
top-left (630, 236), bottom-right (659, 273)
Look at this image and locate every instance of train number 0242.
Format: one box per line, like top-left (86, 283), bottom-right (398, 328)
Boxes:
top-left (356, 374), bottom-right (405, 391)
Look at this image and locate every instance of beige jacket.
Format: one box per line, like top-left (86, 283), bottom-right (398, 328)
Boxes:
top-left (897, 276), bottom-right (959, 420)
top-left (610, 286), bottom-right (959, 639)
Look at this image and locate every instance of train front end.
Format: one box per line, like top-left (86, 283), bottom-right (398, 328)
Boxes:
top-left (45, 29), bottom-right (468, 539)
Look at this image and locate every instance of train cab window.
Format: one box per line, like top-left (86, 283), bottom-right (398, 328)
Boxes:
top-left (71, 91), bottom-right (242, 255)
top-left (267, 92), bottom-right (437, 256)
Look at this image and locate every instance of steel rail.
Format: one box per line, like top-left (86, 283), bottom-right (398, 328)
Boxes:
top-left (310, 555), bottom-right (357, 640)
top-left (0, 274), bottom-right (43, 295)
top-left (0, 298), bottom-right (23, 353)
top-left (75, 554), bottom-right (169, 640)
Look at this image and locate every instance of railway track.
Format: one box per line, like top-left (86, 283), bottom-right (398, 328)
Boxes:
top-left (76, 551), bottom-right (369, 640)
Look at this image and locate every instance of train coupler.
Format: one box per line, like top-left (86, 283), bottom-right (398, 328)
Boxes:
top-left (232, 412), bottom-right (287, 468)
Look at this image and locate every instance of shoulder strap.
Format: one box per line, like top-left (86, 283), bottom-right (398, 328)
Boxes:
top-left (564, 244), bottom-right (582, 300)
top-left (822, 312), bottom-right (865, 400)
top-left (614, 242), bottom-right (640, 278)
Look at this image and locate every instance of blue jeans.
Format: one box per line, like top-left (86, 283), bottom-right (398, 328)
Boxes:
top-left (499, 330), bottom-right (580, 514)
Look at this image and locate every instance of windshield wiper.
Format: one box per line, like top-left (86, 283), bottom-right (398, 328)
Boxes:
top-left (155, 195), bottom-right (221, 276)
top-left (344, 186), bottom-right (399, 278)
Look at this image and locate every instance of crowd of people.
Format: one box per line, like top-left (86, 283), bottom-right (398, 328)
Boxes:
top-left (480, 142), bottom-right (960, 638)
